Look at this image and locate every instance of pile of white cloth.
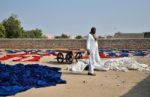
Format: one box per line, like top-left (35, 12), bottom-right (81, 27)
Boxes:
top-left (68, 57), bottom-right (150, 72)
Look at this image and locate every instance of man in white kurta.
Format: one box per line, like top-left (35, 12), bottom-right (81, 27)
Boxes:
top-left (86, 27), bottom-right (101, 75)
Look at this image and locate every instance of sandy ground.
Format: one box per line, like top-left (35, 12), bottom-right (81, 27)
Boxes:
top-left (0, 52), bottom-right (149, 97)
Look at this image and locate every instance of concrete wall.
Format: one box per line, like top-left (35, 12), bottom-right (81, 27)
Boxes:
top-left (0, 38), bottom-right (150, 49)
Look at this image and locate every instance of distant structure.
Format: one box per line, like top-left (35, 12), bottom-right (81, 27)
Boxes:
top-left (106, 35), bottom-right (113, 39)
top-left (144, 32), bottom-right (150, 38)
top-left (70, 35), bottom-right (75, 39)
top-left (114, 32), bottom-right (146, 38)
top-left (47, 34), bottom-right (54, 39)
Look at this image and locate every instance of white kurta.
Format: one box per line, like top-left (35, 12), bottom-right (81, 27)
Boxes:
top-left (86, 34), bottom-right (101, 73)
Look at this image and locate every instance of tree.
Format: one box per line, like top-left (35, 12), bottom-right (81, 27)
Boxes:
top-left (1, 14), bottom-right (47, 38)
top-left (0, 24), bottom-right (6, 38)
top-left (75, 35), bottom-right (82, 39)
top-left (61, 33), bottom-right (70, 38)
top-left (144, 32), bottom-right (150, 38)
top-left (24, 28), bottom-right (44, 38)
top-left (98, 35), bottom-right (104, 39)
top-left (2, 15), bottom-right (24, 38)
top-left (54, 33), bottom-right (70, 39)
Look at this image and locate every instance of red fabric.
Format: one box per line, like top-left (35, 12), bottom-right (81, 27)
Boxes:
top-left (25, 52), bottom-right (38, 55)
top-left (42, 53), bottom-right (53, 56)
top-left (52, 53), bottom-right (57, 56)
top-left (82, 53), bottom-right (109, 59)
top-left (99, 53), bottom-right (110, 58)
top-left (82, 56), bottom-right (89, 59)
top-left (0, 53), bottom-right (28, 61)
top-left (25, 56), bottom-right (41, 62)
top-left (0, 53), bottom-right (42, 62)
top-left (13, 56), bottom-right (29, 62)
top-left (99, 53), bottom-right (122, 58)
top-left (0, 55), bottom-right (15, 60)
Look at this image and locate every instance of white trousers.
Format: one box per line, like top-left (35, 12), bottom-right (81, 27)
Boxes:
top-left (89, 51), bottom-right (95, 73)
top-left (89, 49), bottom-right (100, 74)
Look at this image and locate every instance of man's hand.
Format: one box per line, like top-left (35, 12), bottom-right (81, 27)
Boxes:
top-left (87, 50), bottom-right (90, 55)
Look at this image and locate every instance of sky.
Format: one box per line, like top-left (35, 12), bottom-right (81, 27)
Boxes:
top-left (0, 0), bottom-right (150, 37)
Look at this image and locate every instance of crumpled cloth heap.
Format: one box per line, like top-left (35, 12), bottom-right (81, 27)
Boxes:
top-left (0, 63), bottom-right (66, 96)
top-left (69, 57), bottom-right (150, 72)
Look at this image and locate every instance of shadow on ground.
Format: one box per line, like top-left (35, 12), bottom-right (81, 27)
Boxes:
top-left (121, 75), bottom-right (150, 97)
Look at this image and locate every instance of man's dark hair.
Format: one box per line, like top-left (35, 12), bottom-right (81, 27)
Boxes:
top-left (90, 27), bottom-right (96, 34)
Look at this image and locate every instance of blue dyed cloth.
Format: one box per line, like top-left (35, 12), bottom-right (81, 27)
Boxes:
top-left (0, 63), bottom-right (66, 96)
top-left (119, 53), bottom-right (129, 57)
top-left (134, 51), bottom-right (147, 56)
top-left (99, 49), bottom-right (112, 52)
top-left (46, 50), bottom-right (56, 54)
top-left (107, 52), bottom-right (118, 57)
top-left (120, 50), bottom-right (129, 53)
top-left (5, 50), bottom-right (19, 54)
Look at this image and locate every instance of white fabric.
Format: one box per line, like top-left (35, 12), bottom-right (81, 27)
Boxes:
top-left (72, 33), bottom-right (150, 73)
top-left (86, 34), bottom-right (100, 73)
top-left (67, 60), bottom-right (88, 72)
top-left (69, 57), bottom-right (150, 72)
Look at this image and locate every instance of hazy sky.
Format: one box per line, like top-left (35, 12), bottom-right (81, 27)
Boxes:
top-left (0, 0), bottom-right (150, 36)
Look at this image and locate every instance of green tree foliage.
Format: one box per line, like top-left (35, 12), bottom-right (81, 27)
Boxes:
top-left (0, 24), bottom-right (6, 38)
top-left (75, 35), bottom-right (82, 39)
top-left (24, 28), bottom-right (44, 38)
top-left (144, 32), bottom-right (150, 38)
top-left (55, 33), bottom-right (70, 39)
top-left (2, 15), bottom-right (24, 38)
top-left (0, 14), bottom-right (46, 38)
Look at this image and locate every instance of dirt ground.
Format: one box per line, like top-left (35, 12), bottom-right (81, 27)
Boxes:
top-left (0, 53), bottom-right (149, 97)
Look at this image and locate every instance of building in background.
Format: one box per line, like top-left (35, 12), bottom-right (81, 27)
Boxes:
top-left (114, 32), bottom-right (144, 38)
top-left (46, 34), bottom-right (54, 39)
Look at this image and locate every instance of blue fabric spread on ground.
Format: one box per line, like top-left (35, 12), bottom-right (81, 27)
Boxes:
top-left (135, 51), bottom-right (147, 56)
top-left (107, 52), bottom-right (117, 57)
top-left (0, 63), bottom-right (66, 96)
top-left (119, 53), bottom-right (129, 57)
